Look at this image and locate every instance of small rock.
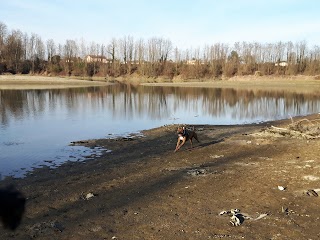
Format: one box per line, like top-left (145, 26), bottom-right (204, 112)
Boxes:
top-left (85, 193), bottom-right (95, 200)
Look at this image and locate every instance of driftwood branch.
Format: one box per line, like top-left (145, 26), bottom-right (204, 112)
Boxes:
top-left (252, 117), bottom-right (320, 139)
top-left (269, 126), bottom-right (317, 139)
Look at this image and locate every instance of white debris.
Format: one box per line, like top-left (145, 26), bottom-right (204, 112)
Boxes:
top-left (230, 214), bottom-right (241, 226)
top-left (254, 213), bottom-right (268, 221)
top-left (219, 208), bottom-right (268, 226)
top-left (231, 209), bottom-right (240, 214)
top-left (85, 192), bottom-right (95, 200)
top-left (278, 186), bottom-right (286, 191)
top-left (219, 210), bottom-right (228, 215)
top-left (210, 154), bottom-right (224, 159)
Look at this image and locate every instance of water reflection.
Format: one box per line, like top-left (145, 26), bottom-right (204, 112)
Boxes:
top-left (0, 84), bottom-right (320, 179)
top-left (1, 85), bottom-right (320, 127)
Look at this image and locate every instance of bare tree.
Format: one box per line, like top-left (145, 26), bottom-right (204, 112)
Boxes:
top-left (134, 38), bottom-right (145, 64)
top-left (35, 36), bottom-right (45, 61)
top-left (107, 38), bottom-right (117, 62)
top-left (21, 32), bottom-right (28, 61)
top-left (46, 39), bottom-right (56, 62)
top-left (295, 40), bottom-right (307, 73)
top-left (160, 38), bottom-right (172, 63)
top-left (64, 39), bottom-right (78, 61)
top-left (79, 38), bottom-right (87, 59)
top-left (0, 22), bottom-right (8, 63)
top-left (119, 35), bottom-right (134, 74)
top-left (106, 38), bottom-right (120, 77)
top-left (63, 39), bottom-right (78, 75)
top-left (306, 45), bottom-right (320, 75)
top-left (28, 33), bottom-right (36, 73)
top-left (87, 41), bottom-right (98, 76)
top-left (4, 30), bottom-right (24, 73)
top-left (146, 37), bottom-right (173, 76)
top-left (134, 38), bottom-right (146, 75)
top-left (99, 44), bottom-right (108, 76)
top-left (207, 43), bottom-right (228, 77)
top-left (173, 46), bottom-right (181, 76)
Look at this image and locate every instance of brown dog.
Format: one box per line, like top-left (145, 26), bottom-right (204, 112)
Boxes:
top-left (174, 126), bottom-right (199, 152)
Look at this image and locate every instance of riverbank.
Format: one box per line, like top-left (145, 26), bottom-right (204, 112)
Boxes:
top-left (1, 74), bottom-right (320, 91)
top-left (0, 113), bottom-right (320, 239)
top-left (140, 75), bottom-right (320, 93)
top-left (0, 75), bottom-right (111, 89)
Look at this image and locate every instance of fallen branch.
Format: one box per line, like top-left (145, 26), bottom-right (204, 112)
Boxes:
top-left (270, 125), bottom-right (318, 139)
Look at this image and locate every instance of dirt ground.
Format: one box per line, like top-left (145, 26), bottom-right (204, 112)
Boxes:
top-left (1, 113), bottom-right (320, 239)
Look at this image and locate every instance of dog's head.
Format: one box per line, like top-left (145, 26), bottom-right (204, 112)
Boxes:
top-left (177, 126), bottom-right (184, 134)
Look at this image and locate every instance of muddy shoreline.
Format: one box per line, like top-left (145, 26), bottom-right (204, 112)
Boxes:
top-left (1, 113), bottom-right (320, 239)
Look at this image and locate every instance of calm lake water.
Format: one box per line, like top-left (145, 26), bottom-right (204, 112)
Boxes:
top-left (1, 84), bottom-right (320, 179)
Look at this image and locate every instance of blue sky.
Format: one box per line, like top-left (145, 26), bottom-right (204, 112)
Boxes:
top-left (1, 0), bottom-right (320, 49)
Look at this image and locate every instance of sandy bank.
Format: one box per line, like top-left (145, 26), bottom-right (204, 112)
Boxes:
top-left (2, 74), bottom-right (320, 91)
top-left (0, 75), bottom-right (112, 89)
top-left (141, 75), bottom-right (320, 92)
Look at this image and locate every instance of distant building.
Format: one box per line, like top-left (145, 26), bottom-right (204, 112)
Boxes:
top-left (186, 59), bottom-right (197, 65)
top-left (85, 55), bottom-right (111, 64)
top-left (186, 59), bottom-right (205, 65)
top-left (275, 61), bottom-right (288, 67)
top-left (64, 57), bottom-right (81, 63)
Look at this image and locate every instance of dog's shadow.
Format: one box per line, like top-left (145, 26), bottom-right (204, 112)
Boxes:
top-left (0, 185), bottom-right (26, 230)
top-left (198, 138), bottom-right (224, 148)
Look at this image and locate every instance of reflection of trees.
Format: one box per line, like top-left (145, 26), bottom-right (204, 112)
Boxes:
top-left (1, 85), bottom-right (320, 127)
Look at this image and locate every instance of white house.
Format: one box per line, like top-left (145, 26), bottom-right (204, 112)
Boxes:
top-left (85, 55), bottom-right (111, 64)
top-left (275, 61), bottom-right (288, 67)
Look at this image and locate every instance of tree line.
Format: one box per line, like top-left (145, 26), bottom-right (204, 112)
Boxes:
top-left (1, 21), bottom-right (320, 80)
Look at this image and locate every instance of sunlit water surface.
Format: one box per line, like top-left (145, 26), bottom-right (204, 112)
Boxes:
top-left (1, 84), bottom-right (320, 179)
